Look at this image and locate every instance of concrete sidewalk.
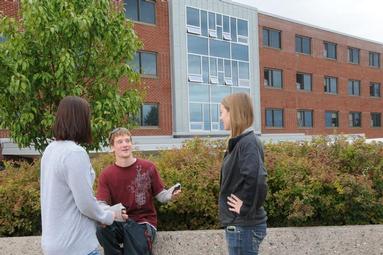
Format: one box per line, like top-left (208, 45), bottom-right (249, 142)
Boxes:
top-left (0, 225), bottom-right (382, 255)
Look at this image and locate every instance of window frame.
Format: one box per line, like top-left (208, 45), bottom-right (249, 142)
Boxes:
top-left (349, 112), bottom-right (362, 128)
top-left (265, 108), bottom-right (284, 128)
top-left (369, 82), bottom-right (381, 97)
top-left (295, 35), bottom-right (311, 55)
top-left (296, 72), bottom-right (312, 91)
top-left (371, 112), bottom-right (381, 128)
top-left (133, 51), bottom-right (158, 77)
top-left (324, 41), bottom-right (337, 60)
top-left (297, 109), bottom-right (313, 128)
top-left (324, 76), bottom-right (338, 94)
top-left (125, 0), bottom-right (156, 25)
top-left (262, 27), bottom-right (281, 49)
top-left (264, 68), bottom-right (283, 89)
top-left (136, 103), bottom-right (159, 127)
top-left (348, 47), bottom-right (360, 64)
top-left (348, 79), bottom-right (361, 96)
top-left (325, 111), bottom-right (339, 128)
top-left (369, 51), bottom-right (381, 68)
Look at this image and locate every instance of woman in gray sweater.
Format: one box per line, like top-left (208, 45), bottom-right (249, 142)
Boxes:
top-left (40, 96), bottom-right (126, 255)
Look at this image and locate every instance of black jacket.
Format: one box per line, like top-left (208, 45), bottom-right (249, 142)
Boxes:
top-left (219, 130), bottom-right (268, 226)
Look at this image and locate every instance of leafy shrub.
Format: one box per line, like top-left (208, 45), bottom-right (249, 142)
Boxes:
top-left (1, 136), bottom-right (383, 236)
top-left (0, 161), bottom-right (41, 236)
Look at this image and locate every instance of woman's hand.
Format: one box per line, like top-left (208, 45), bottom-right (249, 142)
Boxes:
top-left (227, 194), bottom-right (243, 214)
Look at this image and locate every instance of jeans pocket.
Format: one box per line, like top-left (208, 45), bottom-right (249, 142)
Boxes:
top-left (251, 228), bottom-right (266, 251)
top-left (225, 226), bottom-right (241, 248)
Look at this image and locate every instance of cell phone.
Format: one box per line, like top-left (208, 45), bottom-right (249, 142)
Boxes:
top-left (171, 183), bottom-right (181, 194)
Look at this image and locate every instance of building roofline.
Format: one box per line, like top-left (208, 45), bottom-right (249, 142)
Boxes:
top-left (220, 0), bottom-right (259, 12)
top-left (258, 10), bottom-right (383, 46)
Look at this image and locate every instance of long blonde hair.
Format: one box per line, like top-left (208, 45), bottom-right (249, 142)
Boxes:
top-left (221, 93), bottom-right (254, 138)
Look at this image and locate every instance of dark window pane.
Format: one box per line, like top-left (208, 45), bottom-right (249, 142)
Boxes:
top-left (200, 11), bottom-right (208, 36)
top-left (141, 104), bottom-right (159, 126)
top-left (208, 12), bottom-right (215, 30)
top-left (266, 110), bottom-right (273, 127)
top-left (325, 42), bottom-right (337, 59)
top-left (141, 52), bottom-right (157, 75)
top-left (188, 54), bottom-right (201, 74)
top-left (125, 0), bottom-right (138, 20)
top-left (231, 17), bottom-right (237, 42)
top-left (140, 0), bottom-right (155, 24)
top-left (188, 35), bottom-right (208, 55)
top-left (231, 43), bottom-right (249, 61)
top-left (202, 57), bottom-right (209, 83)
top-left (237, 19), bottom-right (248, 37)
top-left (262, 29), bottom-right (269, 46)
top-left (238, 62), bottom-right (249, 79)
top-left (270, 30), bottom-right (281, 48)
top-left (209, 39), bottom-right (230, 58)
top-left (187, 7), bottom-right (200, 27)
top-left (131, 53), bottom-right (140, 73)
top-left (223, 15), bottom-right (230, 33)
top-left (190, 103), bottom-right (203, 122)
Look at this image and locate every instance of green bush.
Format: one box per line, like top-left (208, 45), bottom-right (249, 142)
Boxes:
top-left (0, 161), bottom-right (41, 236)
top-left (1, 136), bottom-right (383, 236)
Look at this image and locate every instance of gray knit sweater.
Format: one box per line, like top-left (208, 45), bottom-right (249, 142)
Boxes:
top-left (40, 141), bottom-right (113, 255)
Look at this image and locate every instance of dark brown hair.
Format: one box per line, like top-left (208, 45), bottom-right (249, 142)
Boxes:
top-left (53, 96), bottom-right (92, 144)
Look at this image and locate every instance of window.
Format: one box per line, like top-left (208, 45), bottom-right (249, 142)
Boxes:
top-left (324, 76), bottom-right (337, 94)
top-left (297, 110), bottom-right (313, 128)
top-left (348, 80), bottom-right (361, 96)
top-left (296, 73), bottom-right (312, 91)
top-left (369, 52), bottom-right (380, 67)
top-left (132, 51), bottom-right (157, 76)
top-left (264, 68), bottom-right (282, 88)
top-left (263, 28), bottom-right (281, 49)
top-left (325, 111), bottom-right (339, 128)
top-left (370, 82), bottom-right (381, 97)
top-left (125, 0), bottom-right (156, 24)
top-left (295, 35), bottom-right (311, 54)
top-left (324, 42), bottom-right (337, 59)
top-left (349, 112), bottom-right (361, 128)
top-left (265, 108), bottom-right (283, 128)
top-left (348, 47), bottom-right (360, 64)
top-left (136, 103), bottom-right (159, 127)
top-left (371, 113), bottom-right (381, 127)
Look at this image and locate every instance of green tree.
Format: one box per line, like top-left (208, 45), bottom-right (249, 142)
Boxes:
top-left (0, 0), bottom-right (143, 152)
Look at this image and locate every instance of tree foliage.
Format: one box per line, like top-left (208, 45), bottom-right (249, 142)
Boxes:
top-left (0, 0), bottom-right (143, 151)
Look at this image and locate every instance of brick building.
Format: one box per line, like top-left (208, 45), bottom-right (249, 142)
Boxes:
top-left (259, 12), bottom-right (383, 138)
top-left (1, 0), bottom-right (383, 157)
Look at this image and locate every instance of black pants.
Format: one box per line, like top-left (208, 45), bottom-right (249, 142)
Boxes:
top-left (96, 220), bottom-right (156, 255)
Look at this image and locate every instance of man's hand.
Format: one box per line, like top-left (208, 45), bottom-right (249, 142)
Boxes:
top-left (121, 209), bottom-right (129, 221)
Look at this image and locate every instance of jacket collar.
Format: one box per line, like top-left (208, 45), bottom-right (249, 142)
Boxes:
top-left (227, 128), bottom-right (254, 152)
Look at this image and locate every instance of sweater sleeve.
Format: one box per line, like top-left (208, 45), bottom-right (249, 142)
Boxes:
top-left (63, 150), bottom-right (114, 225)
top-left (235, 140), bottom-right (261, 216)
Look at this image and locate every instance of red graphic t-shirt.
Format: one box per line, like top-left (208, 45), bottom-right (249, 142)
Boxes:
top-left (96, 158), bottom-right (164, 227)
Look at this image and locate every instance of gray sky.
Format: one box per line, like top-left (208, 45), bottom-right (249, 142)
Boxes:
top-left (233, 0), bottom-right (383, 44)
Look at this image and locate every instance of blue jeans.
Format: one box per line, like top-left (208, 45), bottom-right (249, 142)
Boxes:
top-left (225, 223), bottom-right (267, 255)
top-left (88, 249), bottom-right (101, 255)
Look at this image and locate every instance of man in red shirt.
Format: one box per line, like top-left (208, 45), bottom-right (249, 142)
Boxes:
top-left (96, 128), bottom-right (180, 255)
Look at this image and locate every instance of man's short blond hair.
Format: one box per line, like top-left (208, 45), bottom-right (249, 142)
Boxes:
top-left (108, 127), bottom-right (132, 146)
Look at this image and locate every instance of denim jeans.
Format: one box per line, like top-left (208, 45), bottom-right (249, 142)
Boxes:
top-left (88, 249), bottom-right (101, 255)
top-left (97, 221), bottom-right (156, 255)
top-left (225, 223), bottom-right (267, 255)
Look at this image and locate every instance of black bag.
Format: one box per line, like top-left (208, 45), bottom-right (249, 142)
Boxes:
top-left (123, 219), bottom-right (153, 255)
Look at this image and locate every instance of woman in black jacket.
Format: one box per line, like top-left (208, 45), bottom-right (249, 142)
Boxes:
top-left (219, 93), bottom-right (268, 255)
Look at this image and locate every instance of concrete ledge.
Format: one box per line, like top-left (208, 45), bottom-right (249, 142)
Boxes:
top-left (1, 225), bottom-right (383, 255)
